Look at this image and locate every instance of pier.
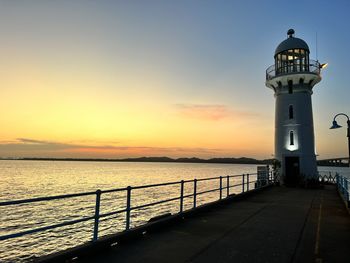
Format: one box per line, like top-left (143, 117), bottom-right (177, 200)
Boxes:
top-left (83, 185), bottom-right (350, 263)
top-left (2, 172), bottom-right (350, 262)
top-left (35, 175), bottom-right (350, 263)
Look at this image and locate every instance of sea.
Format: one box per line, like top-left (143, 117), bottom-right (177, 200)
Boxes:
top-left (0, 160), bottom-right (349, 262)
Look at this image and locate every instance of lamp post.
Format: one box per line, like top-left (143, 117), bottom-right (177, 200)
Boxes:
top-left (330, 113), bottom-right (350, 167)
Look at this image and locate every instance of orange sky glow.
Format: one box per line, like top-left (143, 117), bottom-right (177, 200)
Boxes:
top-left (0, 2), bottom-right (349, 160)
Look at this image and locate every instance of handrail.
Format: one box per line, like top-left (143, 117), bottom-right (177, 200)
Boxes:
top-left (0, 191), bottom-right (97, 206)
top-left (196, 187), bottom-right (221, 196)
top-left (132, 180), bottom-right (181, 190)
top-left (0, 170), bottom-right (274, 258)
top-left (0, 215), bottom-right (95, 241)
top-left (99, 208), bottom-right (127, 220)
top-left (336, 174), bottom-right (350, 204)
top-left (195, 175), bottom-right (222, 182)
top-left (266, 59), bottom-right (320, 80)
top-left (318, 171), bottom-right (338, 184)
top-left (0, 173), bottom-right (259, 207)
top-left (131, 196), bottom-right (181, 211)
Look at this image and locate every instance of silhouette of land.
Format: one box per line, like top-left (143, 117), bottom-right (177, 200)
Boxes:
top-left (0, 156), bottom-right (273, 165)
top-left (1, 156), bottom-right (341, 166)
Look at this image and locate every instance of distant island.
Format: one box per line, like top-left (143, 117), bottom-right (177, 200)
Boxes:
top-left (1, 156), bottom-right (273, 165)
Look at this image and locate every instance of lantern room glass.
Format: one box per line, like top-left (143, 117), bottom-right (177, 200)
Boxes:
top-left (275, 49), bottom-right (309, 75)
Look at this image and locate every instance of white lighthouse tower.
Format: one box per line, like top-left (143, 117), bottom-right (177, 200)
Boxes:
top-left (266, 29), bottom-right (323, 185)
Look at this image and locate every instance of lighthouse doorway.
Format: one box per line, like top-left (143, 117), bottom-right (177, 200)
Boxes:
top-left (285, 157), bottom-right (300, 185)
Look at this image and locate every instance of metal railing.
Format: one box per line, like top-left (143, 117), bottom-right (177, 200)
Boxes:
top-left (266, 59), bottom-right (320, 80)
top-left (336, 174), bottom-right (350, 203)
top-left (0, 172), bottom-right (273, 245)
top-left (318, 171), bottom-right (337, 184)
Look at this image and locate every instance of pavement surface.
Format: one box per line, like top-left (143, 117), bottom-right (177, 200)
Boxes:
top-left (87, 185), bottom-right (350, 263)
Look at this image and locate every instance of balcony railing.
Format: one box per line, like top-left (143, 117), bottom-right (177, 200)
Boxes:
top-left (266, 59), bottom-right (320, 80)
top-left (318, 171), bottom-right (338, 184)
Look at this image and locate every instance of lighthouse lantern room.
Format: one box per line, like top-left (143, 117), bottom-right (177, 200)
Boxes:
top-left (266, 29), bottom-right (322, 185)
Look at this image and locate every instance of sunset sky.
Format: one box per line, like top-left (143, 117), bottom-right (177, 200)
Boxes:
top-left (0, 1), bottom-right (349, 159)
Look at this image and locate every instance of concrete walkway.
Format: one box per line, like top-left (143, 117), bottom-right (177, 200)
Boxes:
top-left (87, 185), bottom-right (350, 263)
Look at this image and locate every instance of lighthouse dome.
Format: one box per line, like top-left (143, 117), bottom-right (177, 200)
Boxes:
top-left (275, 29), bottom-right (309, 55)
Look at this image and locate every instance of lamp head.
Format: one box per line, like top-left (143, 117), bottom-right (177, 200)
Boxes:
top-left (330, 120), bottom-right (342, 129)
top-left (320, 63), bottom-right (328, 69)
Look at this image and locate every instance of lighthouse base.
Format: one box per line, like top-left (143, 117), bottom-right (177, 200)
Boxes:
top-left (285, 156), bottom-right (300, 185)
top-left (277, 154), bottom-right (318, 186)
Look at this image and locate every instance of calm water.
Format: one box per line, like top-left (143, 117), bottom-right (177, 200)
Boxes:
top-left (0, 160), bottom-right (348, 262)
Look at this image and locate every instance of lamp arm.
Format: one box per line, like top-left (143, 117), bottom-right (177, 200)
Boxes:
top-left (332, 113), bottom-right (350, 167)
top-left (333, 113), bottom-right (350, 122)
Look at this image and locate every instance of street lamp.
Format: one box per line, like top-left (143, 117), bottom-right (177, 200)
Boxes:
top-left (330, 113), bottom-right (350, 167)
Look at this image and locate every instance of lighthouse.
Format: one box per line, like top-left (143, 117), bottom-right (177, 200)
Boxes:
top-left (266, 29), bottom-right (323, 185)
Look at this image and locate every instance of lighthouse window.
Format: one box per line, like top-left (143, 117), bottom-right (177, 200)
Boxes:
top-left (289, 105), bottom-right (294, 119)
top-left (290, 131), bottom-right (294, 145)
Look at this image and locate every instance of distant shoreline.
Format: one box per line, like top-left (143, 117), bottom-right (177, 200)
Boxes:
top-left (0, 156), bottom-right (272, 165)
top-left (0, 157), bottom-right (343, 166)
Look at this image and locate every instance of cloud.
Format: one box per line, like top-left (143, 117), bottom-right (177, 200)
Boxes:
top-left (15, 138), bottom-right (120, 150)
top-left (17, 138), bottom-right (47, 144)
top-left (0, 138), bottom-right (223, 158)
top-left (175, 104), bottom-right (258, 121)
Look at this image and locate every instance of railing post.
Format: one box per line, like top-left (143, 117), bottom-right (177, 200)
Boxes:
top-left (242, 174), bottom-right (245, 193)
top-left (126, 186), bottom-right (132, 230)
top-left (180, 180), bottom-right (184, 213)
top-left (331, 173), bottom-right (335, 183)
top-left (93, 189), bottom-right (101, 242)
top-left (336, 173), bottom-right (339, 187)
top-left (247, 174), bottom-right (250, 191)
top-left (270, 170), bottom-right (273, 183)
top-left (345, 179), bottom-right (349, 201)
top-left (226, 175), bottom-right (229, 197)
top-left (193, 179), bottom-right (197, 208)
top-left (219, 176), bottom-right (223, 200)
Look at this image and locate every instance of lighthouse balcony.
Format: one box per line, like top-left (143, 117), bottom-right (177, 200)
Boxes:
top-left (266, 59), bottom-right (320, 81)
